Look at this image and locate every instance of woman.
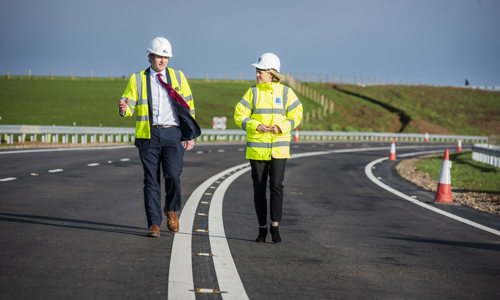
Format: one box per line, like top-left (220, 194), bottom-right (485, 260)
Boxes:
top-left (234, 53), bottom-right (303, 243)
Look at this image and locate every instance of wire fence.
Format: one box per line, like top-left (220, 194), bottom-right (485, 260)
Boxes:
top-left (3, 68), bottom-right (500, 92)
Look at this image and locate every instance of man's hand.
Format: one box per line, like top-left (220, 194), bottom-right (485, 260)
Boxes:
top-left (119, 99), bottom-right (130, 115)
top-left (183, 139), bottom-right (194, 151)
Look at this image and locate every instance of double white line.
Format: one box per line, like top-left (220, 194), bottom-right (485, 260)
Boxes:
top-left (168, 162), bottom-right (251, 299)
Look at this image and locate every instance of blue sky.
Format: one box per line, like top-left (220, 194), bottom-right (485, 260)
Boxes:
top-left (1, 0), bottom-right (499, 86)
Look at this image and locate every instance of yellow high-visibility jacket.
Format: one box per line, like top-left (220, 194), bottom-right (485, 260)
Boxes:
top-left (234, 82), bottom-right (303, 160)
top-left (120, 67), bottom-right (195, 139)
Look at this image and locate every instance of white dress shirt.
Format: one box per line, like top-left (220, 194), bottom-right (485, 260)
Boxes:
top-left (149, 68), bottom-right (180, 126)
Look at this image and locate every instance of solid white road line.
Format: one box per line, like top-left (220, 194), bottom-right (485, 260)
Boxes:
top-left (209, 166), bottom-right (251, 299)
top-left (365, 154), bottom-right (500, 237)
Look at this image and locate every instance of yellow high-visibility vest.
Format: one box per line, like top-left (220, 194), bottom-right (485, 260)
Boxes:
top-left (120, 67), bottom-right (195, 139)
top-left (234, 82), bottom-right (303, 160)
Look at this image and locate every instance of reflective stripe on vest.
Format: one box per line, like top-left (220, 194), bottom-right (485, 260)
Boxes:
top-left (251, 85), bottom-right (289, 116)
top-left (247, 141), bottom-right (291, 148)
top-left (241, 117), bottom-right (252, 131)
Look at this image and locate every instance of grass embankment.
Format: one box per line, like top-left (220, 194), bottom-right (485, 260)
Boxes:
top-left (415, 151), bottom-right (500, 193)
top-left (306, 83), bottom-right (500, 136)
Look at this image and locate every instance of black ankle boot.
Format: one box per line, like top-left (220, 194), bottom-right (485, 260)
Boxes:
top-left (256, 227), bottom-right (267, 242)
top-left (270, 225), bottom-right (281, 243)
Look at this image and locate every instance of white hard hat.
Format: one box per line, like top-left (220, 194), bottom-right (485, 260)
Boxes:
top-left (147, 37), bottom-right (172, 57)
top-left (252, 52), bottom-right (280, 73)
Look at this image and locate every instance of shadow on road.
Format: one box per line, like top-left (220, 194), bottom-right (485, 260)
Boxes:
top-left (0, 212), bottom-right (146, 237)
top-left (385, 236), bottom-right (500, 251)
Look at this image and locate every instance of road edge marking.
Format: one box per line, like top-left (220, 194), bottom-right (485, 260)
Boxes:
top-left (365, 154), bottom-right (500, 237)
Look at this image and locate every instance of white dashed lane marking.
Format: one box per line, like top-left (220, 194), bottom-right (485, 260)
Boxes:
top-left (0, 177), bottom-right (17, 182)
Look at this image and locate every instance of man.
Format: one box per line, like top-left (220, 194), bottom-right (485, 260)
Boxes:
top-left (118, 36), bottom-right (196, 237)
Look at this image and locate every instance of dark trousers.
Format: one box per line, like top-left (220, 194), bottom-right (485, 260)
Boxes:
top-left (138, 127), bottom-right (184, 227)
top-left (249, 158), bottom-right (287, 226)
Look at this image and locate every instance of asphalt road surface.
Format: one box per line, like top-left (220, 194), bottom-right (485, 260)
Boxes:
top-left (1, 142), bottom-right (499, 299)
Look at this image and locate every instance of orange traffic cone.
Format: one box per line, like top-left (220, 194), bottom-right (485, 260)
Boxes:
top-left (389, 139), bottom-right (396, 160)
top-left (425, 132), bottom-right (429, 143)
top-left (294, 128), bottom-right (299, 142)
top-left (434, 149), bottom-right (453, 204)
top-left (457, 138), bottom-right (462, 151)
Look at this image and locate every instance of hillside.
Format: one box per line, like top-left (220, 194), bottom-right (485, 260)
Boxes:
top-left (303, 82), bottom-right (500, 136)
top-left (0, 77), bottom-right (499, 136)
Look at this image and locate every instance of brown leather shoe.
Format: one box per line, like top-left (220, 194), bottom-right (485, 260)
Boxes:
top-left (166, 211), bottom-right (179, 233)
top-left (148, 224), bottom-right (160, 238)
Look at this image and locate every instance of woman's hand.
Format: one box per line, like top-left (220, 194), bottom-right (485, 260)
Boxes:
top-left (257, 124), bottom-right (272, 133)
top-left (270, 125), bottom-right (281, 134)
top-left (257, 124), bottom-right (281, 133)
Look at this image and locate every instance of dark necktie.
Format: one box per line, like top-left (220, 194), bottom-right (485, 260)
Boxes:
top-left (157, 73), bottom-right (190, 109)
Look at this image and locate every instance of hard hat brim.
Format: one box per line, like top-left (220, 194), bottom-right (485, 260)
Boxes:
top-left (148, 49), bottom-right (172, 58)
top-left (252, 63), bottom-right (279, 73)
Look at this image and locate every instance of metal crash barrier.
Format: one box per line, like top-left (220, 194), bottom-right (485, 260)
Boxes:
top-left (0, 125), bottom-right (489, 145)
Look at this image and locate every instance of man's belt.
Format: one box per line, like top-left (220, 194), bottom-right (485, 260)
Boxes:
top-left (152, 125), bottom-right (177, 128)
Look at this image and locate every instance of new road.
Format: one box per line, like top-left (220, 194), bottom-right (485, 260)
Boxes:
top-left (1, 142), bottom-right (499, 299)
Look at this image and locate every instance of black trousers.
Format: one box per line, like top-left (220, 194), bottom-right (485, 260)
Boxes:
top-left (138, 127), bottom-right (184, 227)
top-left (249, 158), bottom-right (287, 226)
